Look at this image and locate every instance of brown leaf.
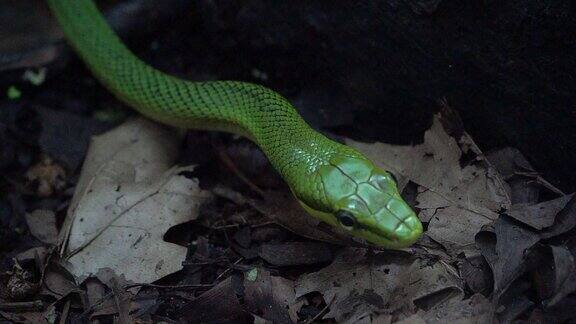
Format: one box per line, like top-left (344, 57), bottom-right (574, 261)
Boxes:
top-left (243, 268), bottom-right (301, 323)
top-left (540, 194), bottom-right (576, 239)
top-left (419, 293), bottom-right (494, 324)
top-left (539, 245), bottom-right (576, 307)
top-left (178, 276), bottom-right (247, 323)
top-left (40, 264), bottom-right (77, 299)
top-left (59, 118), bottom-right (211, 284)
top-left (475, 216), bottom-right (540, 301)
top-left (459, 255), bottom-right (493, 295)
top-left (295, 248), bottom-right (462, 323)
top-left (348, 114), bottom-right (510, 256)
top-left (507, 194), bottom-right (574, 230)
top-left (486, 147), bottom-right (534, 180)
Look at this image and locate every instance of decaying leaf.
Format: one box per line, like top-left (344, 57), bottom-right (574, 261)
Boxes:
top-left (459, 255), bottom-right (493, 295)
top-left (295, 248), bottom-right (463, 323)
top-left (179, 268), bottom-right (300, 323)
top-left (348, 114), bottom-right (510, 256)
top-left (539, 244), bottom-right (576, 307)
top-left (243, 268), bottom-right (302, 323)
top-left (507, 194), bottom-right (574, 230)
top-left (418, 293), bottom-right (494, 324)
top-left (178, 276), bottom-right (247, 323)
top-left (59, 118), bottom-right (212, 285)
top-left (539, 195), bottom-right (576, 239)
top-left (475, 216), bottom-right (540, 301)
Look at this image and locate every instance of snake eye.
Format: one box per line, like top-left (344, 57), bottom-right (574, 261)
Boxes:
top-left (336, 210), bottom-right (356, 229)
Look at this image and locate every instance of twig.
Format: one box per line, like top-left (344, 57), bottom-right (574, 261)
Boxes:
top-left (124, 283), bottom-right (215, 290)
top-left (0, 300), bottom-right (44, 311)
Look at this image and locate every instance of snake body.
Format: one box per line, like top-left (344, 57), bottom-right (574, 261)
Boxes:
top-left (48, 0), bottom-right (422, 248)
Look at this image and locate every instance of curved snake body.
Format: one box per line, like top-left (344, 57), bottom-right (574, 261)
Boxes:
top-left (48, 0), bottom-right (423, 248)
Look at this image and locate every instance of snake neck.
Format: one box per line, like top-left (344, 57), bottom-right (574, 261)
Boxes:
top-left (47, 0), bottom-right (361, 212)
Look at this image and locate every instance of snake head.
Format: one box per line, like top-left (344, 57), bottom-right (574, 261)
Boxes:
top-left (299, 154), bottom-right (423, 249)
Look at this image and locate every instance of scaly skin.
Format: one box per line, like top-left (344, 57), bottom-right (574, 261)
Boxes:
top-left (48, 0), bottom-right (423, 248)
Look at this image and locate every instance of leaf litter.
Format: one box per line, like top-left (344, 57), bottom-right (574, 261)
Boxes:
top-left (58, 118), bottom-right (212, 285)
top-left (348, 113), bottom-right (511, 257)
top-left (2, 109), bottom-right (575, 323)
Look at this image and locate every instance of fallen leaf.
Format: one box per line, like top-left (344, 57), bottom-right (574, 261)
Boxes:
top-left (540, 194), bottom-right (576, 239)
top-left (179, 268), bottom-right (301, 323)
top-left (459, 255), bottom-right (493, 295)
top-left (178, 276), bottom-right (248, 323)
top-left (419, 293), bottom-right (494, 324)
top-left (395, 314), bottom-right (426, 324)
top-left (295, 248), bottom-right (463, 323)
top-left (25, 210), bottom-right (58, 244)
top-left (243, 268), bottom-right (302, 323)
top-left (542, 245), bottom-right (576, 307)
top-left (497, 294), bottom-right (534, 323)
top-left (506, 194), bottom-right (574, 230)
top-left (14, 247), bottom-right (48, 265)
top-left (486, 147), bottom-right (534, 180)
top-left (486, 147), bottom-right (539, 204)
top-left (348, 114), bottom-right (510, 256)
top-left (40, 264), bottom-right (77, 299)
top-left (59, 118), bottom-right (212, 284)
top-left (475, 216), bottom-right (540, 301)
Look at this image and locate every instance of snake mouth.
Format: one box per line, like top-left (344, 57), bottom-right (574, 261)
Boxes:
top-left (354, 215), bottom-right (423, 249)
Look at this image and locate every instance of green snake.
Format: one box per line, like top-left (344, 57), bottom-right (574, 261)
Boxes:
top-left (48, 0), bottom-right (422, 248)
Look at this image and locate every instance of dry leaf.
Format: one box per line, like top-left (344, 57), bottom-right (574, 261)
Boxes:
top-left (295, 247), bottom-right (462, 323)
top-left (179, 269), bottom-right (301, 323)
top-left (542, 245), bottom-right (576, 307)
top-left (243, 268), bottom-right (302, 323)
top-left (507, 194), bottom-right (574, 230)
top-left (475, 216), bottom-right (539, 301)
top-left (58, 118), bottom-right (211, 284)
top-left (178, 276), bottom-right (247, 323)
top-left (418, 293), bottom-right (493, 324)
top-left (347, 114), bottom-right (510, 256)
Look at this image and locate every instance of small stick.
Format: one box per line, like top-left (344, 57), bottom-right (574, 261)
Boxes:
top-left (0, 300), bottom-right (44, 311)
